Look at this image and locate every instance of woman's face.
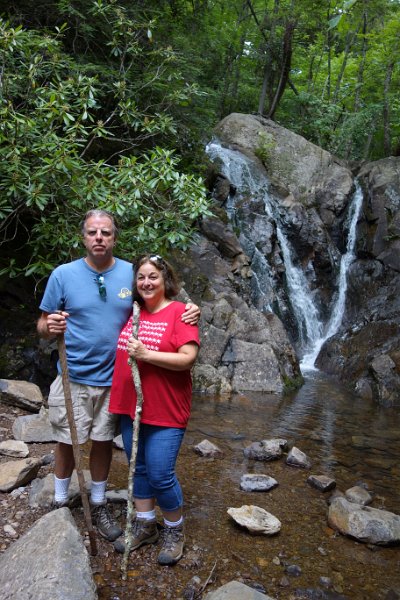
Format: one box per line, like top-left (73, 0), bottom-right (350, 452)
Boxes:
top-left (136, 261), bottom-right (166, 304)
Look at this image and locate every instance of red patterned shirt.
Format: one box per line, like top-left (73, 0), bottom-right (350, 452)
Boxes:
top-left (109, 301), bottom-right (200, 428)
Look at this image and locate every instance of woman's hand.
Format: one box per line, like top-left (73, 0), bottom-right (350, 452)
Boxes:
top-left (127, 337), bottom-right (149, 361)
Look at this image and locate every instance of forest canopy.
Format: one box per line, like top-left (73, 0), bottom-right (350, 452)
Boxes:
top-left (1, 0), bottom-right (399, 280)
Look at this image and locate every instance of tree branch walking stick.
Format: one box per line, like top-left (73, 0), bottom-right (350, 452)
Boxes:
top-left (57, 331), bottom-right (98, 556)
top-left (121, 301), bottom-right (144, 580)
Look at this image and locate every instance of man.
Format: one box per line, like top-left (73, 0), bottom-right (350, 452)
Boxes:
top-left (37, 209), bottom-right (200, 542)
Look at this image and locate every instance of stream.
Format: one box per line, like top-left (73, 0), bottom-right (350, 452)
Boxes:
top-left (97, 370), bottom-right (400, 600)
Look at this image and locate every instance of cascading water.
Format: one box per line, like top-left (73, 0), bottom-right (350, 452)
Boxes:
top-left (206, 140), bottom-right (364, 370)
top-left (301, 182), bottom-right (364, 369)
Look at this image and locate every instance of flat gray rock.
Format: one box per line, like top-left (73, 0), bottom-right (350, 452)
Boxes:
top-left (243, 439), bottom-right (287, 461)
top-left (227, 505), bottom-right (281, 535)
top-left (0, 440), bottom-right (29, 458)
top-left (307, 474), bottom-right (336, 492)
top-left (286, 446), bottom-right (312, 469)
top-left (0, 379), bottom-right (43, 412)
top-left (0, 457), bottom-right (42, 492)
top-left (240, 473), bottom-right (278, 492)
top-left (194, 439), bottom-right (223, 457)
top-left (204, 580), bottom-right (275, 599)
top-left (12, 407), bottom-right (54, 442)
top-left (345, 485), bottom-right (372, 505)
top-left (29, 471), bottom-right (92, 508)
top-left (0, 508), bottom-right (97, 599)
top-left (328, 496), bottom-right (400, 545)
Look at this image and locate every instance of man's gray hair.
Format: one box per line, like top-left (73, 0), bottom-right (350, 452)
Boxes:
top-left (81, 209), bottom-right (118, 237)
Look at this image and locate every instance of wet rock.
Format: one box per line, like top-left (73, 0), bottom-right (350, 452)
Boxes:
top-left (307, 475), bottom-right (336, 492)
top-left (0, 508), bottom-right (96, 600)
top-left (370, 354), bottom-right (399, 407)
top-left (327, 489), bottom-right (345, 505)
top-left (193, 364), bottom-right (232, 395)
top-left (0, 440), bottom-right (29, 458)
top-left (0, 457), bottom-right (42, 492)
top-left (0, 379), bottom-right (43, 412)
top-left (29, 470), bottom-right (92, 508)
top-left (240, 473), bottom-right (278, 492)
top-left (328, 497), bottom-right (400, 545)
top-left (354, 377), bottom-right (373, 400)
top-left (243, 439), bottom-right (288, 461)
top-left (292, 588), bottom-right (348, 599)
top-left (204, 580), bottom-right (275, 599)
top-left (286, 447), bottom-right (312, 469)
top-left (285, 564), bottom-right (302, 577)
top-left (194, 439), bottom-right (223, 457)
top-left (227, 505), bottom-right (281, 535)
top-left (12, 406), bottom-right (53, 442)
top-left (345, 485), bottom-right (372, 506)
top-left (200, 214), bottom-right (244, 259)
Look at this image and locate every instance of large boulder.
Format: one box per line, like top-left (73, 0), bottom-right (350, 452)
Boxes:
top-left (214, 113), bottom-right (354, 230)
top-left (0, 508), bottom-right (97, 599)
top-left (328, 497), bottom-right (400, 545)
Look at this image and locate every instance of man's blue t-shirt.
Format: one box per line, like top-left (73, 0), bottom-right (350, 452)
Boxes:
top-left (40, 258), bottom-right (133, 386)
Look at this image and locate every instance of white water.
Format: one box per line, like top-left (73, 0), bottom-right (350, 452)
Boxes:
top-left (301, 182), bottom-right (364, 369)
top-left (205, 141), bottom-right (363, 369)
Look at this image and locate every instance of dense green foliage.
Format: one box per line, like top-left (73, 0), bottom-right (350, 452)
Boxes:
top-left (0, 5), bottom-right (210, 280)
top-left (1, 0), bottom-right (399, 279)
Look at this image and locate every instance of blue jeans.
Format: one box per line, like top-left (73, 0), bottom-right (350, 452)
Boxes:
top-left (120, 415), bottom-right (185, 512)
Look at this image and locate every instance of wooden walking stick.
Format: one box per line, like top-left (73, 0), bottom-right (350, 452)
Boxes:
top-left (57, 328), bottom-right (98, 556)
top-left (121, 300), bottom-right (143, 580)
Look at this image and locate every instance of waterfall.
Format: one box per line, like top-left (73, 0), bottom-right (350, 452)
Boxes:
top-left (275, 227), bottom-right (323, 349)
top-left (205, 140), bottom-right (363, 369)
top-left (301, 182), bottom-right (364, 369)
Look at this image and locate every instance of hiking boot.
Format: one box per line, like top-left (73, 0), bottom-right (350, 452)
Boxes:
top-left (130, 518), bottom-right (159, 550)
top-left (113, 518), bottom-right (159, 554)
top-left (157, 525), bottom-right (185, 565)
top-left (91, 502), bottom-right (122, 542)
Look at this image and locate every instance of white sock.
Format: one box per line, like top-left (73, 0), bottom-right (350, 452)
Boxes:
top-left (164, 516), bottom-right (183, 528)
top-left (136, 510), bottom-right (156, 521)
top-left (54, 475), bottom-right (71, 502)
top-left (90, 480), bottom-right (107, 504)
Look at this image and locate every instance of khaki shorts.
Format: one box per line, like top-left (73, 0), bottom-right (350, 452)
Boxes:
top-left (48, 375), bottom-right (119, 444)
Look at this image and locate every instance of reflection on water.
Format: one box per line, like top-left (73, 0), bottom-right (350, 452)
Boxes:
top-left (102, 372), bottom-right (400, 600)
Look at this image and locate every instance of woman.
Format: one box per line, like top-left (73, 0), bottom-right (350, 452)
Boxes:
top-left (109, 254), bottom-right (200, 565)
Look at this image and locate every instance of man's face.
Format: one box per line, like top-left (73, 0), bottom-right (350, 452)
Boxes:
top-left (83, 215), bottom-right (115, 261)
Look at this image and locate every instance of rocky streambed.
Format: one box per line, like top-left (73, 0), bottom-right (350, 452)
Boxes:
top-left (1, 372), bottom-right (400, 600)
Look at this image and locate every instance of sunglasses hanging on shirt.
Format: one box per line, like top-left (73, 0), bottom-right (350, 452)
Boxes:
top-left (94, 274), bottom-right (107, 299)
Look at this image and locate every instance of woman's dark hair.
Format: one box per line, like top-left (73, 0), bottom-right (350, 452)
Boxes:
top-left (132, 254), bottom-right (180, 303)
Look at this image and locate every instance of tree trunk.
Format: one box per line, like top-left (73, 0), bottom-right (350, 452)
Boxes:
top-left (332, 27), bottom-right (360, 106)
top-left (383, 60), bottom-right (394, 156)
top-left (353, 8), bottom-right (368, 113)
top-left (248, 0), bottom-right (280, 115)
top-left (267, 21), bottom-right (296, 119)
